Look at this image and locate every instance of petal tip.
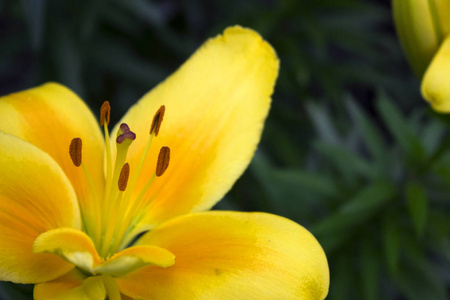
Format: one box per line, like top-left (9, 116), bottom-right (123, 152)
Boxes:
top-left (221, 25), bottom-right (280, 69)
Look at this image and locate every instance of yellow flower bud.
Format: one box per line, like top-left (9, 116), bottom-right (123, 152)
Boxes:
top-left (393, 0), bottom-right (450, 78)
top-left (421, 36), bottom-right (450, 112)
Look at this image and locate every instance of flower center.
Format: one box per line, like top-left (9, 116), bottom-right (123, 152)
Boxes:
top-left (69, 102), bottom-right (169, 259)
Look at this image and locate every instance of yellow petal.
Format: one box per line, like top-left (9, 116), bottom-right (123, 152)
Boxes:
top-left (393, 0), bottom-right (450, 77)
top-left (113, 26), bottom-right (279, 229)
top-left (34, 270), bottom-right (107, 300)
top-left (94, 245), bottom-right (175, 277)
top-left (33, 228), bottom-right (101, 274)
top-left (117, 211), bottom-right (329, 300)
top-left (35, 270), bottom-right (130, 300)
top-left (422, 36), bottom-right (450, 112)
top-left (0, 132), bottom-right (80, 283)
top-left (0, 83), bottom-right (105, 225)
top-left (34, 269), bottom-right (87, 299)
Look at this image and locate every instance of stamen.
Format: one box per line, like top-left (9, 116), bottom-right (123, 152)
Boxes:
top-left (69, 138), bottom-right (82, 167)
top-left (100, 101), bottom-right (111, 126)
top-left (156, 146), bottom-right (170, 177)
top-left (116, 123), bottom-right (136, 144)
top-left (110, 146), bottom-right (171, 253)
top-left (150, 105), bottom-right (165, 136)
top-left (100, 102), bottom-right (112, 253)
top-left (118, 163), bottom-right (130, 192)
top-left (68, 137), bottom-right (101, 245)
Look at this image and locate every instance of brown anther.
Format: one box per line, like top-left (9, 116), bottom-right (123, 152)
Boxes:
top-left (100, 101), bottom-right (111, 126)
top-left (118, 163), bottom-right (130, 191)
top-left (69, 138), bottom-right (82, 167)
top-left (156, 146), bottom-right (170, 177)
top-left (116, 123), bottom-right (136, 144)
top-left (150, 105), bottom-right (165, 136)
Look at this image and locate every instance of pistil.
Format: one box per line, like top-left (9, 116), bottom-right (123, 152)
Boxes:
top-left (100, 123), bottom-right (136, 256)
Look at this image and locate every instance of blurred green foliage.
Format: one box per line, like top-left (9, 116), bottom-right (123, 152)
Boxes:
top-left (0, 0), bottom-right (449, 299)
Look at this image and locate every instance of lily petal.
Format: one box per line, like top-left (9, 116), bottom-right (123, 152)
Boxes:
top-left (422, 36), bottom-right (450, 112)
top-left (117, 211), bottom-right (329, 300)
top-left (33, 228), bottom-right (101, 274)
top-left (35, 270), bottom-right (132, 300)
top-left (34, 270), bottom-right (106, 300)
top-left (0, 132), bottom-right (80, 283)
top-left (0, 83), bottom-right (105, 223)
top-left (113, 26), bottom-right (279, 228)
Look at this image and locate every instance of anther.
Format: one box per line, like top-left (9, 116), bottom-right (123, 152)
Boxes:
top-left (100, 101), bottom-right (111, 126)
top-left (156, 146), bottom-right (170, 177)
top-left (150, 105), bottom-right (165, 136)
top-left (118, 163), bottom-right (130, 191)
top-left (69, 138), bottom-right (82, 167)
top-left (116, 123), bottom-right (136, 144)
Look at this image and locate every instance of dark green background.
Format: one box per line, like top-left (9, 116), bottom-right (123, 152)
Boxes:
top-left (0, 0), bottom-right (449, 299)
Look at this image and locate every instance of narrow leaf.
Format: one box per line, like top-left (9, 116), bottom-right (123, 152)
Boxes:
top-left (360, 239), bottom-right (379, 300)
top-left (313, 182), bottom-right (394, 236)
top-left (314, 140), bottom-right (375, 180)
top-left (346, 97), bottom-right (386, 166)
top-left (406, 182), bottom-right (428, 237)
top-left (383, 216), bottom-right (401, 276)
top-left (376, 92), bottom-right (425, 163)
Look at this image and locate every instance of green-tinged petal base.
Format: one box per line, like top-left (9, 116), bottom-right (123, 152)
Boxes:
top-left (33, 228), bottom-right (174, 278)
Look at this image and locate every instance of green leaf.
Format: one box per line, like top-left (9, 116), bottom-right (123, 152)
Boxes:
top-left (420, 119), bottom-right (446, 157)
top-left (329, 255), bottom-right (355, 300)
top-left (406, 182), bottom-right (428, 237)
top-left (313, 182), bottom-right (394, 236)
top-left (306, 102), bottom-right (341, 146)
top-left (314, 140), bottom-right (375, 180)
top-left (346, 97), bottom-right (386, 168)
top-left (383, 216), bottom-right (401, 276)
top-left (427, 211), bottom-right (450, 260)
top-left (360, 239), bottom-right (379, 300)
top-left (274, 169), bottom-right (340, 199)
top-left (376, 92), bottom-right (425, 163)
top-left (395, 247), bottom-right (448, 300)
top-left (250, 153), bottom-right (336, 221)
top-left (340, 181), bottom-right (394, 214)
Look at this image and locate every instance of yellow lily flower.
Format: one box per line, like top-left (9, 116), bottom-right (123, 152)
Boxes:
top-left (0, 26), bottom-right (329, 299)
top-left (393, 0), bottom-right (450, 112)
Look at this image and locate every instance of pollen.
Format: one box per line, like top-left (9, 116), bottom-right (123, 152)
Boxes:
top-left (118, 163), bottom-right (130, 191)
top-left (156, 146), bottom-right (170, 177)
top-left (69, 138), bottom-right (82, 167)
top-left (100, 101), bottom-right (111, 126)
top-left (150, 105), bottom-right (165, 136)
